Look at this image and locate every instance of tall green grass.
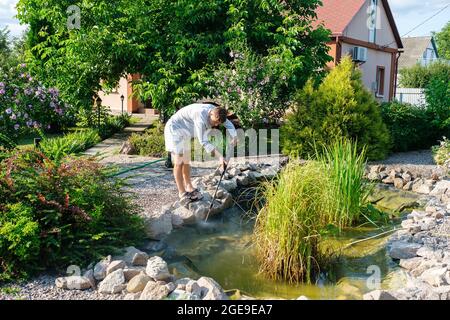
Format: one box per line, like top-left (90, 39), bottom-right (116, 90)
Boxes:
top-left (254, 161), bottom-right (331, 283)
top-left (254, 138), bottom-right (370, 283)
top-left (315, 138), bottom-right (370, 229)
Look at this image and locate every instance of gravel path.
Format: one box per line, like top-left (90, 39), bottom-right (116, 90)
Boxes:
top-left (368, 149), bottom-right (446, 178)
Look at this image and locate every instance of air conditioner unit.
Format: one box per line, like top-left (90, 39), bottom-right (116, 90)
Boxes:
top-left (352, 47), bottom-right (368, 63)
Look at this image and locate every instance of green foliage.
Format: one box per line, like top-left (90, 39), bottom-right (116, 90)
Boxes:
top-left (0, 149), bottom-right (145, 281)
top-left (38, 129), bottom-right (101, 161)
top-left (425, 72), bottom-right (450, 130)
top-left (434, 21), bottom-right (450, 60)
top-left (281, 57), bottom-right (391, 160)
top-left (432, 136), bottom-right (450, 166)
top-left (398, 61), bottom-right (450, 88)
top-left (129, 122), bottom-right (166, 157)
top-left (76, 106), bottom-right (131, 139)
top-left (381, 101), bottom-right (437, 152)
top-left (17, 0), bottom-right (331, 117)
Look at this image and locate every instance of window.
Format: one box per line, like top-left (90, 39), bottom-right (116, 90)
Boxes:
top-left (368, 0), bottom-right (378, 43)
top-left (376, 66), bottom-right (385, 97)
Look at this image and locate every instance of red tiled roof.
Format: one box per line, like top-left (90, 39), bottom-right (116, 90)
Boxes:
top-left (314, 0), bottom-right (366, 34)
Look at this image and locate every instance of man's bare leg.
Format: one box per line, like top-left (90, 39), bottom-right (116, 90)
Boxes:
top-left (182, 163), bottom-right (194, 193)
top-left (172, 153), bottom-right (186, 197)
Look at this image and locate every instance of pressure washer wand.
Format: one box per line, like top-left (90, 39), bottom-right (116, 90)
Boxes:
top-left (204, 162), bottom-right (228, 222)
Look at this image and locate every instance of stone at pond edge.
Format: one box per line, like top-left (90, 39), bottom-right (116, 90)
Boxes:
top-left (140, 281), bottom-right (171, 300)
top-left (123, 267), bottom-right (146, 281)
top-left (119, 246), bottom-right (149, 266)
top-left (389, 241), bottom-right (422, 260)
top-left (196, 277), bottom-right (228, 300)
top-left (98, 269), bottom-right (126, 294)
top-left (146, 256), bottom-right (171, 281)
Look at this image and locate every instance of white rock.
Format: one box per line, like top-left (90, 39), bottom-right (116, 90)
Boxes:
top-left (296, 295), bottom-right (309, 300)
top-left (106, 260), bottom-right (126, 275)
top-left (419, 267), bottom-right (448, 287)
top-left (98, 269), bottom-right (126, 294)
top-left (399, 257), bottom-right (423, 270)
top-left (197, 276), bottom-right (228, 300)
top-left (140, 280), bottom-right (170, 300)
top-left (55, 276), bottom-right (92, 290)
top-left (416, 247), bottom-right (443, 260)
top-left (186, 280), bottom-right (202, 297)
top-left (146, 256), bottom-right (171, 281)
top-left (93, 255), bottom-right (111, 280)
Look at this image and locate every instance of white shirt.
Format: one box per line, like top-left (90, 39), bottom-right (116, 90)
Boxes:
top-left (166, 103), bottom-right (237, 154)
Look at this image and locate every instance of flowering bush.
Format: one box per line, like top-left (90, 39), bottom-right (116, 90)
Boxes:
top-left (208, 47), bottom-right (293, 128)
top-left (0, 63), bottom-right (68, 143)
top-left (432, 137), bottom-right (450, 168)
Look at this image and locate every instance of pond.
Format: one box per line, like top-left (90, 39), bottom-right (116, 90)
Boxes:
top-left (148, 185), bottom-right (421, 300)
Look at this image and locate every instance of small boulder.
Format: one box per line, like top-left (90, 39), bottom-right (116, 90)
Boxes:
top-left (93, 255), bottom-right (111, 281)
top-left (106, 260), bottom-right (126, 275)
top-left (98, 269), bottom-right (126, 294)
top-left (389, 241), bottom-right (421, 260)
top-left (197, 276), bottom-right (228, 300)
top-left (140, 280), bottom-right (171, 300)
top-left (127, 273), bottom-right (152, 293)
top-left (419, 267), bottom-right (448, 287)
top-left (146, 256), bottom-right (171, 281)
top-left (123, 267), bottom-right (146, 281)
top-left (55, 276), bottom-right (92, 290)
top-left (144, 209), bottom-right (173, 240)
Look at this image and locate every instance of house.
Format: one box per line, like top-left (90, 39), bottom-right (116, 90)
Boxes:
top-left (398, 36), bottom-right (439, 69)
top-left (315, 0), bottom-right (403, 102)
top-left (97, 74), bottom-right (157, 116)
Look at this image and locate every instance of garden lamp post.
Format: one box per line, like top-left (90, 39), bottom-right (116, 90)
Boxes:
top-left (120, 94), bottom-right (124, 115)
top-left (96, 97), bottom-right (102, 127)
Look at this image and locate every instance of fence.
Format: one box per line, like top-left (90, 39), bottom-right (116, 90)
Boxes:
top-left (395, 88), bottom-right (426, 106)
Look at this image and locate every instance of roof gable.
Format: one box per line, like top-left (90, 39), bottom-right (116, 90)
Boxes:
top-left (315, 0), bottom-right (402, 48)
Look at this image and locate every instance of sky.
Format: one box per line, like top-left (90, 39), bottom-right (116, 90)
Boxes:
top-left (0, 0), bottom-right (449, 39)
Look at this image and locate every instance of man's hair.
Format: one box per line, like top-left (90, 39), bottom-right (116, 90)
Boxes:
top-left (212, 106), bottom-right (228, 123)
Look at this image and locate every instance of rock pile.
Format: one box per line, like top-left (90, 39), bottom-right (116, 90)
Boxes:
top-left (55, 246), bottom-right (229, 300)
top-left (364, 164), bottom-right (450, 300)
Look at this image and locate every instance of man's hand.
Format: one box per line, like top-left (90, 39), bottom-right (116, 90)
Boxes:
top-left (219, 156), bottom-right (228, 172)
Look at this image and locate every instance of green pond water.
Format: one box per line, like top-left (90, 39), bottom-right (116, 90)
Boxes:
top-left (154, 185), bottom-right (420, 300)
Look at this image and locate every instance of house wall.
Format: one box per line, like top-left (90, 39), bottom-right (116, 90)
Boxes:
top-left (98, 75), bottom-right (144, 114)
top-left (343, 0), bottom-right (398, 49)
top-left (341, 42), bottom-right (393, 102)
top-left (420, 41), bottom-right (439, 66)
top-left (98, 77), bottom-right (128, 114)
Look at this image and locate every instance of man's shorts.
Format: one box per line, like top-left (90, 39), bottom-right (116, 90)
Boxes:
top-left (164, 122), bottom-right (191, 156)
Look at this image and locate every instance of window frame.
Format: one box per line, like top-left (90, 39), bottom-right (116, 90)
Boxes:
top-left (376, 65), bottom-right (385, 97)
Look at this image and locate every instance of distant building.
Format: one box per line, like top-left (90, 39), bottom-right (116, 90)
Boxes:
top-left (315, 0), bottom-right (403, 102)
top-left (398, 36), bottom-right (439, 69)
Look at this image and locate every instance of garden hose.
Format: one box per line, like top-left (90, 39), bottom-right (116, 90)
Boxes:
top-left (107, 158), bottom-right (167, 177)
